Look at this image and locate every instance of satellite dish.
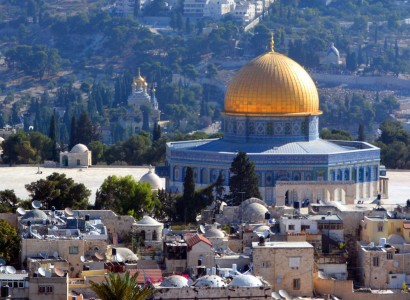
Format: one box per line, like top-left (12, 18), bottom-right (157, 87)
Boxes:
top-left (199, 225), bottom-right (206, 234)
top-left (0, 259), bottom-right (6, 266)
top-left (0, 266), bottom-right (6, 273)
top-left (38, 267), bottom-right (46, 277)
top-left (95, 252), bottom-right (104, 261)
top-left (32, 200), bottom-right (42, 209)
top-left (80, 255), bottom-right (86, 262)
top-left (44, 269), bottom-right (52, 277)
top-left (55, 268), bottom-right (65, 277)
top-left (116, 253), bottom-right (125, 263)
top-left (17, 207), bottom-right (26, 215)
top-left (271, 292), bottom-right (282, 300)
top-left (64, 207), bottom-right (73, 216)
top-left (6, 266), bottom-right (16, 274)
top-left (279, 290), bottom-right (292, 300)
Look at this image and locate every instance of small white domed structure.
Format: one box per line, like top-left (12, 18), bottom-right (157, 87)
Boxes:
top-left (60, 143), bottom-right (92, 168)
top-left (133, 215), bottom-right (164, 248)
top-left (70, 144), bottom-right (89, 153)
top-left (21, 209), bottom-right (48, 222)
top-left (241, 202), bottom-right (268, 224)
top-left (160, 275), bottom-right (190, 288)
top-left (140, 166), bottom-right (164, 190)
top-left (193, 275), bottom-right (227, 287)
top-left (204, 228), bottom-right (225, 238)
top-left (111, 247), bottom-right (138, 262)
top-left (229, 274), bottom-right (264, 287)
top-left (204, 227), bottom-right (228, 251)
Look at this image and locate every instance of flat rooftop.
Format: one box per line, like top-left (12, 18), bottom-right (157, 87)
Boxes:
top-left (252, 241), bottom-right (313, 249)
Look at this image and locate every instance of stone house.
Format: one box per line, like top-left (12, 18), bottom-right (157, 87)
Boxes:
top-left (252, 241), bottom-right (314, 297)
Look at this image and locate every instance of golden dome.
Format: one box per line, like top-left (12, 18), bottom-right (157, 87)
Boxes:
top-left (134, 68), bottom-right (147, 86)
top-left (224, 51), bottom-right (321, 117)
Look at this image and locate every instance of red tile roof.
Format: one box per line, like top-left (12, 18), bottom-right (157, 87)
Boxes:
top-left (129, 269), bottom-right (163, 284)
top-left (185, 233), bottom-right (212, 249)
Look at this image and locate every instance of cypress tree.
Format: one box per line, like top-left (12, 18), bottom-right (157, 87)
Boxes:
top-left (358, 123), bottom-right (366, 142)
top-left (228, 152), bottom-right (261, 206)
top-left (183, 167), bottom-right (196, 223)
top-left (69, 115), bottom-right (78, 149)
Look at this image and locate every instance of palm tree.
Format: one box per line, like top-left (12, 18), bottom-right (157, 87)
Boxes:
top-left (90, 271), bottom-right (153, 300)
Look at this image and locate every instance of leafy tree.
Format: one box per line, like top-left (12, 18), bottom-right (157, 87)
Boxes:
top-left (0, 220), bottom-right (20, 265)
top-left (88, 140), bottom-right (106, 165)
top-left (90, 271), bottom-right (153, 300)
top-left (95, 175), bottom-right (155, 218)
top-left (1, 132), bottom-right (38, 165)
top-left (0, 190), bottom-right (20, 213)
top-left (228, 152), bottom-right (261, 205)
top-left (25, 173), bottom-right (90, 209)
top-left (320, 128), bottom-right (353, 141)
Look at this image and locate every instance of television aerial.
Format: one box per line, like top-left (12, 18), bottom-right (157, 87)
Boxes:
top-left (55, 268), bottom-right (65, 277)
top-left (6, 266), bottom-right (16, 274)
top-left (17, 207), bottom-right (26, 215)
top-left (32, 200), bottom-right (42, 209)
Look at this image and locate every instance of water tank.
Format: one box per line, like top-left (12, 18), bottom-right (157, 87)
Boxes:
top-left (379, 237), bottom-right (387, 246)
top-left (293, 201), bottom-right (300, 209)
top-left (232, 264), bottom-right (237, 273)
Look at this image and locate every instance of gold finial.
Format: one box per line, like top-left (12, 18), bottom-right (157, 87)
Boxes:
top-left (270, 32), bottom-right (275, 53)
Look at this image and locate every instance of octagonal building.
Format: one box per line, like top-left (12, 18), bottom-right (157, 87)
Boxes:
top-left (159, 41), bottom-right (382, 205)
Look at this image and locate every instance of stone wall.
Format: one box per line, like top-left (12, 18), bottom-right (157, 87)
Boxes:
top-left (154, 286), bottom-right (273, 299)
top-left (314, 276), bottom-right (409, 300)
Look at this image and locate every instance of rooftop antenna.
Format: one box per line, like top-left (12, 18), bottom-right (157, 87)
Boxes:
top-left (17, 207), bottom-right (26, 215)
top-left (32, 200), bottom-right (42, 209)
